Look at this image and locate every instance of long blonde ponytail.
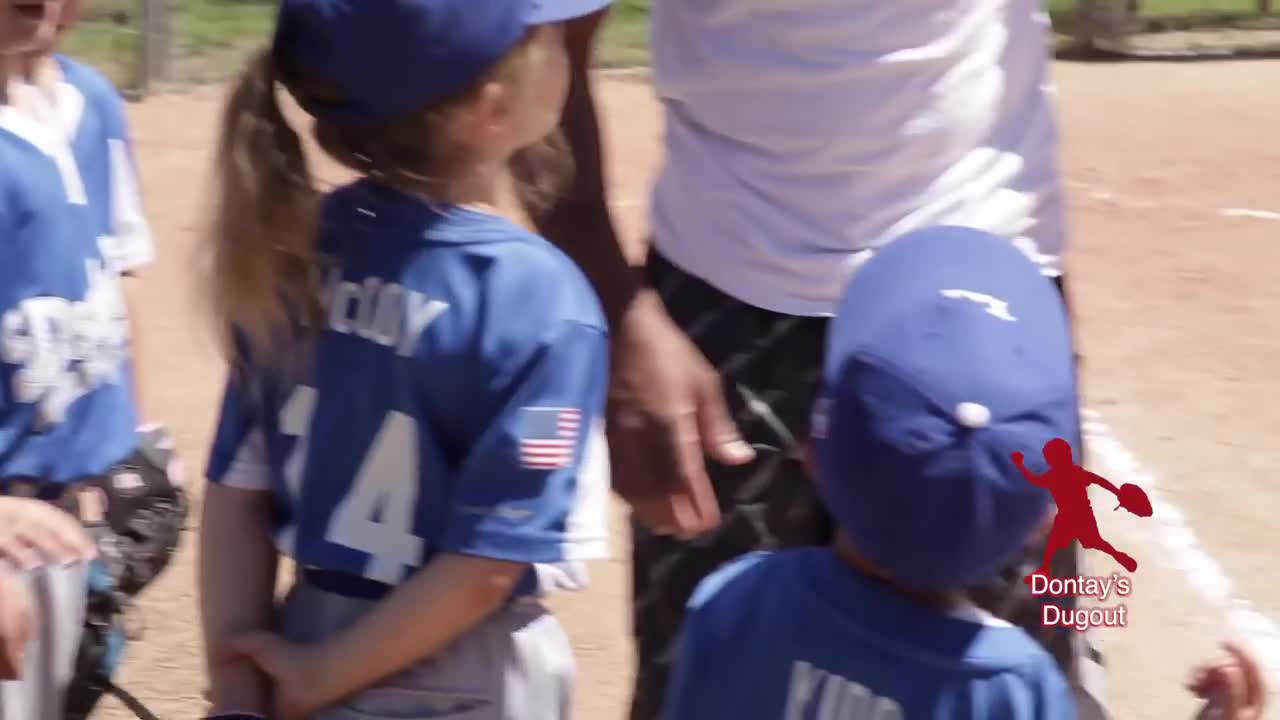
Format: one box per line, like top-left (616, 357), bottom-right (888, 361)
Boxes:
top-left (207, 48), bottom-right (319, 369)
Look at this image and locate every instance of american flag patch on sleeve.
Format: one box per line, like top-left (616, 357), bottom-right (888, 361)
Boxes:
top-left (518, 407), bottom-right (582, 469)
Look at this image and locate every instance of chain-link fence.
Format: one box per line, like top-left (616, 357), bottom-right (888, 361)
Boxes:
top-left (58, 0), bottom-right (1280, 99)
top-left (61, 0), bottom-right (275, 96)
top-left (1054, 0), bottom-right (1280, 57)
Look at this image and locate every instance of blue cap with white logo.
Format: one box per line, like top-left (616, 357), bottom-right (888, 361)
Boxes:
top-left (811, 226), bottom-right (1081, 592)
top-left (271, 0), bottom-right (610, 124)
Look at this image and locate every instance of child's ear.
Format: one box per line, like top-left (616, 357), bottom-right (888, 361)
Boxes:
top-left (456, 81), bottom-right (508, 142)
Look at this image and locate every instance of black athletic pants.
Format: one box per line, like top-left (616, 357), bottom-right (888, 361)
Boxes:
top-left (628, 249), bottom-right (1107, 720)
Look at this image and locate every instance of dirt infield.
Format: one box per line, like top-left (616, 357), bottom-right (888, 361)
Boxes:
top-left (91, 60), bottom-right (1280, 720)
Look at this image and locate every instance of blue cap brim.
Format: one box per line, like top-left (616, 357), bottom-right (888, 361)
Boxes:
top-left (528, 0), bottom-right (613, 24)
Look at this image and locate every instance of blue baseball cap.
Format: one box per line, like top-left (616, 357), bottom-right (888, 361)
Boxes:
top-left (271, 0), bottom-right (611, 124)
top-left (811, 226), bottom-right (1081, 593)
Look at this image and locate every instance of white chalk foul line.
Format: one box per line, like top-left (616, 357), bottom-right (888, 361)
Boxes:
top-left (1221, 208), bottom-right (1280, 222)
top-left (1082, 408), bottom-right (1280, 712)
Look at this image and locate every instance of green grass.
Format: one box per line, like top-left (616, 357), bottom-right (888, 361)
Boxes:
top-left (52, 0), bottom-right (1280, 93)
top-left (594, 0), bottom-right (1280, 63)
top-left (59, 2), bottom-right (139, 89)
top-left (176, 0), bottom-right (274, 52)
top-left (58, 0), bottom-right (277, 89)
top-left (60, 0), bottom-right (649, 90)
top-left (599, 0), bottom-right (651, 67)
top-left (1048, 0), bottom-right (1280, 40)
top-left (1051, 0), bottom-right (1273, 13)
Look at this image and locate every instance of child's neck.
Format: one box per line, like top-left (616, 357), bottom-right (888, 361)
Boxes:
top-left (0, 56), bottom-right (12, 104)
top-left (17, 53), bottom-right (38, 81)
top-left (393, 158), bottom-right (506, 215)
top-left (831, 532), bottom-right (970, 612)
top-left (448, 179), bottom-right (502, 215)
top-left (0, 53), bottom-right (52, 106)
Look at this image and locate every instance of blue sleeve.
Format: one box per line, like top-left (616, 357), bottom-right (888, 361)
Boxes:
top-left (205, 370), bottom-right (271, 491)
top-left (98, 81), bottom-right (128, 142)
top-left (440, 319), bottom-right (609, 563)
top-left (98, 84), bottom-right (155, 273)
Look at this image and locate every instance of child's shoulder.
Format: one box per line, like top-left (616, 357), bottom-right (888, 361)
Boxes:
top-left (687, 548), bottom-right (833, 625)
top-left (680, 550), bottom-right (840, 668)
top-left (992, 633), bottom-right (1071, 695)
top-left (954, 607), bottom-right (1060, 668)
top-left (943, 609), bottom-right (1074, 712)
top-left (993, 638), bottom-right (1076, 716)
top-left (53, 55), bottom-right (123, 107)
top-left (0, 135), bottom-right (22, 217)
top-left (321, 184), bottom-right (606, 334)
top-left (675, 551), bottom-right (787, 662)
top-left (689, 550), bottom-right (786, 610)
top-left (466, 219), bottom-right (607, 335)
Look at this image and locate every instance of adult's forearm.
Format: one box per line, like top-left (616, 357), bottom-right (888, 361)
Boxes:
top-left (514, 9), bottom-right (639, 328)
top-left (537, 91), bottom-right (638, 328)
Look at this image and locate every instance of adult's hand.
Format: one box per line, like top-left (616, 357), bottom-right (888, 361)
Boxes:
top-left (608, 291), bottom-right (756, 538)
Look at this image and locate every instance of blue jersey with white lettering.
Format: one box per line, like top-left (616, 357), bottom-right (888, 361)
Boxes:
top-left (0, 120), bottom-right (139, 482)
top-left (665, 549), bottom-right (1076, 720)
top-left (51, 55), bottom-right (155, 273)
top-left (206, 180), bottom-right (611, 594)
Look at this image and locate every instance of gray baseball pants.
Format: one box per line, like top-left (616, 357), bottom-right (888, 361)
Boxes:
top-left (0, 562), bottom-right (89, 720)
top-left (280, 573), bottom-right (575, 720)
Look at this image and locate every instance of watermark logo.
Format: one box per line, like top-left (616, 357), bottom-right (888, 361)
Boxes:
top-left (1012, 437), bottom-right (1153, 630)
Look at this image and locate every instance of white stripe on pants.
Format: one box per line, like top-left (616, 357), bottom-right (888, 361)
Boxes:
top-left (0, 562), bottom-right (88, 720)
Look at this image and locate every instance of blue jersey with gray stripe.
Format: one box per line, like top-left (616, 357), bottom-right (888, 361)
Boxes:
top-left (0, 117), bottom-right (138, 482)
top-left (206, 180), bottom-right (610, 596)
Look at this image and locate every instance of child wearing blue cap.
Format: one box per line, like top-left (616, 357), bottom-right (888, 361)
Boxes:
top-left (662, 226), bottom-right (1269, 720)
top-left (197, 1), bottom-right (612, 719)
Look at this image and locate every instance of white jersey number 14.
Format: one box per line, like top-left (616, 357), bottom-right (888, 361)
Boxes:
top-left (279, 384), bottom-right (425, 584)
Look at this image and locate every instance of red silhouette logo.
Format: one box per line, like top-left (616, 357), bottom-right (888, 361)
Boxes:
top-left (1012, 438), bottom-right (1153, 583)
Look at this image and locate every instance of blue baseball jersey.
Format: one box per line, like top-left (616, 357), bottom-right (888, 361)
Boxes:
top-left (665, 549), bottom-right (1076, 720)
top-left (0, 116), bottom-right (139, 483)
top-left (206, 180), bottom-right (611, 593)
top-left (49, 55), bottom-right (155, 273)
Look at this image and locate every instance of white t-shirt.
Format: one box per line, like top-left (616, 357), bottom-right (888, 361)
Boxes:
top-left (649, 0), bottom-right (1068, 317)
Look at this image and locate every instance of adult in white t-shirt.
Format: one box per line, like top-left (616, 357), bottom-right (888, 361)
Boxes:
top-left (515, 4), bottom-right (1104, 719)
